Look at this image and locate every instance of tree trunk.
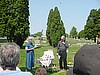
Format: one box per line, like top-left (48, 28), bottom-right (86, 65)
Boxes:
top-left (48, 39), bottom-right (52, 46)
top-left (13, 35), bottom-right (24, 47)
top-left (94, 37), bottom-right (96, 43)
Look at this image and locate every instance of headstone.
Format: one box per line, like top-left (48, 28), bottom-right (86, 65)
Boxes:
top-left (73, 45), bottom-right (100, 75)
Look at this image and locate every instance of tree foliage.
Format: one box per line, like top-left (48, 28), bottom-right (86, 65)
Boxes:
top-left (70, 26), bottom-right (78, 38)
top-left (84, 9), bottom-right (100, 42)
top-left (46, 7), bottom-right (66, 47)
top-left (78, 30), bottom-right (85, 39)
top-left (46, 9), bottom-right (53, 46)
top-left (0, 0), bottom-right (30, 47)
top-left (34, 32), bottom-right (43, 37)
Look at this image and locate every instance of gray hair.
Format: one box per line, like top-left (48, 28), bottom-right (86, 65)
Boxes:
top-left (0, 42), bottom-right (20, 69)
top-left (28, 36), bottom-right (34, 40)
top-left (61, 36), bottom-right (65, 40)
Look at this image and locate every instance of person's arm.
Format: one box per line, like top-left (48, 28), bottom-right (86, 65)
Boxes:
top-left (65, 40), bottom-right (69, 48)
top-left (25, 42), bottom-right (34, 51)
top-left (34, 44), bottom-right (38, 49)
top-left (25, 47), bottom-right (34, 51)
top-left (25, 43), bottom-right (39, 51)
top-left (57, 41), bottom-right (60, 53)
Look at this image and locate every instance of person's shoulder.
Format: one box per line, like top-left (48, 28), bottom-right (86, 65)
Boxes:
top-left (26, 42), bottom-right (30, 46)
top-left (26, 42), bottom-right (30, 44)
top-left (58, 41), bottom-right (61, 43)
top-left (0, 71), bottom-right (32, 75)
top-left (15, 71), bottom-right (32, 75)
top-left (20, 71), bottom-right (32, 75)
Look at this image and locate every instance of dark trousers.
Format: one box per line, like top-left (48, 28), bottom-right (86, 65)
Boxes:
top-left (59, 52), bottom-right (68, 69)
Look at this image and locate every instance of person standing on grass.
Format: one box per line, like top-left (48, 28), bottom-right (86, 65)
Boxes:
top-left (57, 36), bottom-right (69, 70)
top-left (25, 36), bottom-right (37, 70)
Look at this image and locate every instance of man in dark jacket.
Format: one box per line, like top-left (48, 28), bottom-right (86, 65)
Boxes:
top-left (57, 36), bottom-right (69, 70)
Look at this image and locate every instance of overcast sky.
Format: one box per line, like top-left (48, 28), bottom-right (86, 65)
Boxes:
top-left (29, 0), bottom-right (100, 35)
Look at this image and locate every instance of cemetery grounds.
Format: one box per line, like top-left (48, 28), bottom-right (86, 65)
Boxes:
top-left (0, 38), bottom-right (93, 75)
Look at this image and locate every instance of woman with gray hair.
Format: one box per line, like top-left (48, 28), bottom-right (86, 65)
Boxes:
top-left (0, 42), bottom-right (20, 70)
top-left (0, 42), bottom-right (32, 75)
top-left (25, 36), bottom-right (37, 70)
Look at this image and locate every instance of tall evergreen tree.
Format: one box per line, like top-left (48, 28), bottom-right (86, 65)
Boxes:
top-left (13, 0), bottom-right (30, 46)
top-left (96, 9), bottom-right (100, 38)
top-left (46, 9), bottom-right (54, 46)
top-left (70, 26), bottom-right (78, 38)
top-left (84, 9), bottom-right (100, 42)
top-left (46, 7), bottom-right (66, 47)
top-left (78, 30), bottom-right (85, 39)
top-left (0, 0), bottom-right (9, 37)
top-left (0, 0), bottom-right (30, 47)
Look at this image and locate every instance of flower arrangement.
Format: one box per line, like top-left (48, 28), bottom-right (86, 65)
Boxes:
top-left (47, 64), bottom-right (58, 72)
top-left (67, 60), bottom-right (74, 68)
top-left (68, 61), bottom-right (73, 65)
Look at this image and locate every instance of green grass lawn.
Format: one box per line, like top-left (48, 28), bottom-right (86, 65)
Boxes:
top-left (18, 38), bottom-right (84, 75)
top-left (0, 38), bottom-right (94, 75)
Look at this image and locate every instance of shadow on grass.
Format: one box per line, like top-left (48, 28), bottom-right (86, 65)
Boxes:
top-left (47, 71), bottom-right (59, 75)
top-left (19, 66), bottom-right (39, 75)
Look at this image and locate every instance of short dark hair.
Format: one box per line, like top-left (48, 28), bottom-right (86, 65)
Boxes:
top-left (35, 67), bottom-right (47, 75)
top-left (97, 39), bottom-right (100, 44)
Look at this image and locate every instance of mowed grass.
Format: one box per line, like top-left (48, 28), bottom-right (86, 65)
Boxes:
top-left (0, 38), bottom-right (92, 75)
top-left (18, 38), bottom-right (85, 75)
top-left (0, 38), bottom-right (93, 75)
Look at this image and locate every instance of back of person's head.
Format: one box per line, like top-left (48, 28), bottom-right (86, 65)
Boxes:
top-left (0, 42), bottom-right (20, 70)
top-left (35, 67), bottom-right (47, 75)
top-left (97, 38), bottom-right (100, 44)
